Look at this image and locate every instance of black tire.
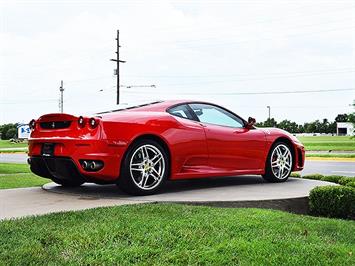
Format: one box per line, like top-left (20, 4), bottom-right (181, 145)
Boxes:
top-left (118, 139), bottom-right (169, 195)
top-left (51, 177), bottom-right (84, 187)
top-left (262, 141), bottom-right (293, 183)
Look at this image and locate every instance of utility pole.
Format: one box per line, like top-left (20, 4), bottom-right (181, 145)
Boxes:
top-left (59, 80), bottom-right (64, 113)
top-left (110, 30), bottom-right (126, 105)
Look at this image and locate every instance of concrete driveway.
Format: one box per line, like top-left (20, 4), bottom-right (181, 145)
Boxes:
top-left (0, 187), bottom-right (147, 220)
top-left (0, 176), bottom-right (333, 220)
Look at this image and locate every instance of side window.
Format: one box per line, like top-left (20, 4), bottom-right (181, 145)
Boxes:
top-left (167, 104), bottom-right (195, 120)
top-left (189, 103), bottom-right (244, 128)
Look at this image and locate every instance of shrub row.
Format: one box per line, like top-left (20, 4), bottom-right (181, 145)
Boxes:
top-left (291, 173), bottom-right (355, 188)
top-left (309, 186), bottom-right (355, 219)
top-left (290, 172), bottom-right (355, 219)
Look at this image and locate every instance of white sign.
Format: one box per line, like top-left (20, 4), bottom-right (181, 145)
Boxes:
top-left (18, 125), bottom-right (31, 139)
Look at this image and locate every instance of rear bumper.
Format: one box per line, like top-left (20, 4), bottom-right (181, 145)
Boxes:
top-left (29, 156), bottom-right (86, 182)
top-left (28, 138), bottom-right (128, 181)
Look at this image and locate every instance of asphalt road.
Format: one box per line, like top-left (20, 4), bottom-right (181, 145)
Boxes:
top-left (0, 153), bottom-right (354, 176)
top-left (0, 153), bottom-right (28, 164)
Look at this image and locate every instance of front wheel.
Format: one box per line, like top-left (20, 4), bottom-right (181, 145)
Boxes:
top-left (262, 142), bottom-right (293, 183)
top-left (118, 139), bottom-right (169, 195)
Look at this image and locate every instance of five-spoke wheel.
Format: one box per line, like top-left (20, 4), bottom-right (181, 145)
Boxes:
top-left (263, 142), bottom-right (293, 182)
top-left (118, 139), bottom-right (169, 195)
top-left (129, 144), bottom-right (165, 190)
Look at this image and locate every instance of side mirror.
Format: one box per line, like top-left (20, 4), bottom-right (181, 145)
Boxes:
top-left (246, 117), bottom-right (256, 129)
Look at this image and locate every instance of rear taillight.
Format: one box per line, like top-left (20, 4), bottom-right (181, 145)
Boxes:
top-left (29, 119), bottom-right (36, 130)
top-left (89, 117), bottom-right (98, 128)
top-left (78, 116), bottom-right (85, 127)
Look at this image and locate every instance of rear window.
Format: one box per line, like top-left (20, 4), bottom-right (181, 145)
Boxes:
top-left (167, 104), bottom-right (195, 120)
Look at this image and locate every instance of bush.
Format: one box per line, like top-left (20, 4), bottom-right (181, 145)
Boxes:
top-left (290, 172), bottom-right (301, 178)
top-left (0, 123), bottom-right (18, 140)
top-left (302, 174), bottom-right (324, 180)
top-left (346, 182), bottom-right (355, 188)
top-left (321, 175), bottom-right (344, 184)
top-left (309, 186), bottom-right (355, 219)
top-left (338, 177), bottom-right (354, 186)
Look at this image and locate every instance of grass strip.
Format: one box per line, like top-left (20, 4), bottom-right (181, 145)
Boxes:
top-left (0, 173), bottom-right (48, 189)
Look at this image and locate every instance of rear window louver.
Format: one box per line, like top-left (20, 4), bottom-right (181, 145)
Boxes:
top-left (40, 121), bottom-right (71, 129)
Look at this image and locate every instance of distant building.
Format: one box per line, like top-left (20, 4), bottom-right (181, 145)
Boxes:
top-left (17, 124), bottom-right (31, 139)
top-left (336, 122), bottom-right (354, 136)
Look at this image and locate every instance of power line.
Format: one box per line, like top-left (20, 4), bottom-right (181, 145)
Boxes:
top-left (120, 70), bottom-right (355, 88)
top-left (125, 68), bottom-right (355, 80)
top-left (173, 17), bottom-right (354, 45)
top-left (0, 99), bottom-right (58, 105)
top-left (177, 25), bottom-right (355, 49)
top-left (151, 4), bottom-right (355, 33)
top-left (122, 88), bottom-right (355, 96)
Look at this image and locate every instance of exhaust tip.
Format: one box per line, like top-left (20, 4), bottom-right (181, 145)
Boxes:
top-left (80, 160), bottom-right (103, 172)
top-left (81, 160), bottom-right (88, 170)
top-left (90, 161), bottom-right (96, 170)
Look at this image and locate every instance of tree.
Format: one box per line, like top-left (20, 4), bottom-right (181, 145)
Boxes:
top-left (5, 128), bottom-right (17, 139)
top-left (264, 118), bottom-right (277, 127)
top-left (0, 123), bottom-right (18, 140)
top-left (348, 112), bottom-right (355, 123)
top-left (335, 114), bottom-right (348, 122)
top-left (328, 121), bottom-right (336, 134)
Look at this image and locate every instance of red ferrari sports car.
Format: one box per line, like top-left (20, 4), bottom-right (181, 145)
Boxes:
top-left (28, 100), bottom-right (305, 195)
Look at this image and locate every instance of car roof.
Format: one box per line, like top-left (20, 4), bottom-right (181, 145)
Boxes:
top-left (97, 100), bottom-right (192, 114)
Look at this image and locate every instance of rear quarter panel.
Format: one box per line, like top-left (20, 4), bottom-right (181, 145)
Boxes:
top-left (101, 112), bottom-right (209, 179)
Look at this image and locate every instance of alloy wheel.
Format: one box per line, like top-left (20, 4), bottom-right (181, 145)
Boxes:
top-left (270, 144), bottom-right (292, 180)
top-left (129, 144), bottom-right (165, 190)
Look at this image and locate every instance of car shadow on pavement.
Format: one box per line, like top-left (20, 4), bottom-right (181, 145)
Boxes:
top-left (43, 175), bottom-right (299, 198)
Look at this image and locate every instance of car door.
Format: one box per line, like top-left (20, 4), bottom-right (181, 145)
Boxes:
top-left (188, 103), bottom-right (266, 171)
top-left (167, 104), bottom-right (209, 172)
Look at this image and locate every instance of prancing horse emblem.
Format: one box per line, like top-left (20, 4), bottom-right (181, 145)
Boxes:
top-left (51, 122), bottom-right (55, 128)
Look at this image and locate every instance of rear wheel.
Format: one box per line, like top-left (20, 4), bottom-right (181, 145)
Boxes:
top-left (262, 142), bottom-right (293, 182)
top-left (118, 139), bottom-right (169, 195)
top-left (51, 177), bottom-right (84, 187)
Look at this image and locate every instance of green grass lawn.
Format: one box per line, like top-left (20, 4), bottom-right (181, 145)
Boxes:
top-left (298, 136), bottom-right (355, 151)
top-left (0, 140), bottom-right (28, 149)
top-left (0, 163), bottom-right (48, 189)
top-left (0, 163), bottom-right (30, 174)
top-left (0, 204), bottom-right (354, 265)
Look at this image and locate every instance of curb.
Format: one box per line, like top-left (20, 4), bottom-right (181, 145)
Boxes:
top-left (306, 157), bottom-right (355, 162)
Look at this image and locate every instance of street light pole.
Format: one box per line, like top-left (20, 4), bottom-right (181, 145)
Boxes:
top-left (59, 80), bottom-right (64, 113)
top-left (267, 106), bottom-right (271, 121)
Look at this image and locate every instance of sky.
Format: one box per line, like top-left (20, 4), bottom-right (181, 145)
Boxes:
top-left (0, 0), bottom-right (354, 124)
